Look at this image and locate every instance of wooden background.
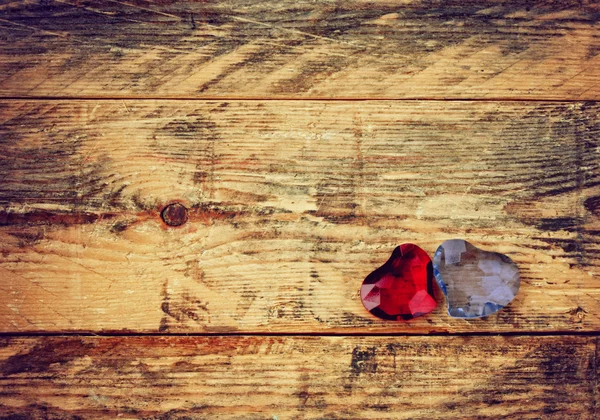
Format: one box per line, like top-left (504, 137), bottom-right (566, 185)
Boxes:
top-left (0, 0), bottom-right (598, 418)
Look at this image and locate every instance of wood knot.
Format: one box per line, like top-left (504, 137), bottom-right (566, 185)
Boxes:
top-left (161, 203), bottom-right (188, 227)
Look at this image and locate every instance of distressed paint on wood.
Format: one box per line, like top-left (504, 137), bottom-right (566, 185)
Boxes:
top-left (0, 335), bottom-right (597, 419)
top-left (1, 100), bottom-right (599, 333)
top-left (0, 0), bottom-right (599, 99)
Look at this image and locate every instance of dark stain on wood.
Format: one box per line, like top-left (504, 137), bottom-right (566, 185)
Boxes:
top-left (0, 338), bottom-right (93, 376)
top-left (0, 210), bottom-right (115, 227)
top-left (453, 341), bottom-right (597, 415)
top-left (0, 404), bottom-right (84, 420)
top-left (585, 196), bottom-right (600, 215)
top-left (109, 219), bottom-right (133, 234)
top-left (537, 217), bottom-right (583, 232)
top-left (154, 116), bottom-right (220, 198)
top-left (160, 291), bottom-right (210, 331)
top-left (350, 346), bottom-right (377, 375)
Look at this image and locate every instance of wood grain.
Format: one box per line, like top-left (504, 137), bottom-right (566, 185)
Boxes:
top-left (0, 0), bottom-right (599, 99)
top-left (0, 335), bottom-right (596, 419)
top-left (1, 100), bottom-right (599, 333)
top-left (2, 1), bottom-right (599, 417)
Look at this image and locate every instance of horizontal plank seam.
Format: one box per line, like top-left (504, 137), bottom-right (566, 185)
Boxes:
top-left (0, 96), bottom-right (597, 103)
top-left (1, 331), bottom-right (600, 338)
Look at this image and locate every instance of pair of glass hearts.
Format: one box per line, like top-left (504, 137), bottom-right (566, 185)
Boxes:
top-left (360, 240), bottom-right (520, 320)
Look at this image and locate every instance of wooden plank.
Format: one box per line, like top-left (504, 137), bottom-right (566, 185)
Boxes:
top-left (0, 0), bottom-right (599, 99)
top-left (0, 335), bottom-right (596, 419)
top-left (1, 100), bottom-right (599, 333)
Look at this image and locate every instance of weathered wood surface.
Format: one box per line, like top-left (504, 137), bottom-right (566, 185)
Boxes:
top-left (0, 0), bottom-right (599, 99)
top-left (2, 1), bottom-right (600, 417)
top-left (1, 100), bottom-right (599, 333)
top-left (0, 336), bottom-right (596, 419)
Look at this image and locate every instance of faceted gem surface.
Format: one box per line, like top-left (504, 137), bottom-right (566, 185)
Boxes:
top-left (433, 239), bottom-right (520, 318)
top-left (360, 244), bottom-right (436, 321)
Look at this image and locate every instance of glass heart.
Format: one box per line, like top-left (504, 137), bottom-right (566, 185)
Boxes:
top-left (433, 239), bottom-right (520, 318)
top-left (361, 244), bottom-right (436, 321)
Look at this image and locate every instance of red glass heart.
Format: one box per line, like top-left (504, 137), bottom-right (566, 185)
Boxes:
top-left (360, 244), bottom-right (436, 321)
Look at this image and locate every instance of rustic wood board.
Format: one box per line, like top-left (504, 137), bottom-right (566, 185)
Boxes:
top-left (0, 0), bottom-right (599, 99)
top-left (0, 335), bottom-right (596, 419)
top-left (1, 100), bottom-right (599, 334)
top-left (2, 1), bottom-right (600, 416)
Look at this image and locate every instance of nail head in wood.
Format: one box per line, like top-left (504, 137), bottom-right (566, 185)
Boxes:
top-left (161, 203), bottom-right (188, 227)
